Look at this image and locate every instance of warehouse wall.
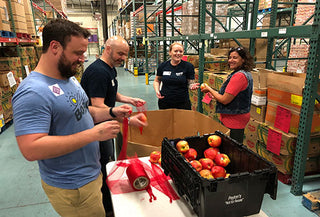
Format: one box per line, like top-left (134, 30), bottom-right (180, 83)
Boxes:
top-left (68, 13), bottom-right (103, 55)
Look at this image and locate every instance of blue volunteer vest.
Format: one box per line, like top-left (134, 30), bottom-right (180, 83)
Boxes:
top-left (216, 70), bottom-right (253, 114)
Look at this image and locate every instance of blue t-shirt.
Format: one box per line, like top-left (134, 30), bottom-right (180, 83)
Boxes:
top-left (12, 72), bottom-right (100, 189)
top-left (156, 60), bottom-right (195, 103)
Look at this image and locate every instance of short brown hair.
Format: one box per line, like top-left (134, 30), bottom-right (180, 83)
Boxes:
top-left (42, 19), bottom-right (91, 53)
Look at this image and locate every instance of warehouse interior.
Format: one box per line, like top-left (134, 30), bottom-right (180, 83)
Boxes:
top-left (1, 0), bottom-right (320, 217)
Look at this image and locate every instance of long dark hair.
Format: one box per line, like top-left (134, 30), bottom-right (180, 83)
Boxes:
top-left (228, 47), bottom-right (254, 71)
top-left (42, 19), bottom-right (91, 53)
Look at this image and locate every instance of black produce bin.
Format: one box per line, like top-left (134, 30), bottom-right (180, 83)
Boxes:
top-left (161, 131), bottom-right (278, 217)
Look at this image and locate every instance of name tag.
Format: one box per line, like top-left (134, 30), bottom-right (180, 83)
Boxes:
top-left (163, 71), bottom-right (171, 76)
top-left (176, 72), bottom-right (183, 76)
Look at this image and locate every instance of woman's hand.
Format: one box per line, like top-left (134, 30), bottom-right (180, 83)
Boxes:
top-left (156, 91), bottom-right (164, 99)
top-left (189, 82), bottom-right (200, 90)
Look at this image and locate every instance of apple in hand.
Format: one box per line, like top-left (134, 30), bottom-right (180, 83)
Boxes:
top-left (200, 83), bottom-right (208, 90)
top-left (190, 160), bottom-right (202, 172)
top-left (176, 140), bottom-right (190, 153)
top-left (184, 148), bottom-right (197, 161)
top-left (207, 135), bottom-right (222, 147)
top-left (214, 153), bottom-right (230, 167)
top-left (199, 169), bottom-right (214, 179)
top-left (149, 151), bottom-right (161, 164)
top-left (204, 147), bottom-right (219, 160)
top-left (139, 113), bottom-right (147, 123)
top-left (211, 165), bottom-right (226, 178)
top-left (199, 158), bottom-right (215, 170)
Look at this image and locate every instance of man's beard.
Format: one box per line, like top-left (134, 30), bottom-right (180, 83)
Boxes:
top-left (110, 51), bottom-right (123, 67)
top-left (58, 52), bottom-right (79, 78)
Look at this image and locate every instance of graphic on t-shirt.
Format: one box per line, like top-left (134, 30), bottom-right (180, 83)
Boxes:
top-left (48, 84), bottom-right (65, 97)
top-left (176, 72), bottom-right (183, 76)
top-left (65, 89), bottom-right (89, 121)
top-left (163, 71), bottom-right (171, 76)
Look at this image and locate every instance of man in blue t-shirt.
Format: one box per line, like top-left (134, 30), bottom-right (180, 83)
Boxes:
top-left (81, 35), bottom-right (145, 216)
top-left (12, 19), bottom-right (141, 217)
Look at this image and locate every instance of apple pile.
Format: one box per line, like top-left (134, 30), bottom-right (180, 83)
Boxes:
top-left (176, 135), bottom-right (231, 180)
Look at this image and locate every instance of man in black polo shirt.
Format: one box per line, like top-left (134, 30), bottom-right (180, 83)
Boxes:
top-left (81, 35), bottom-right (145, 217)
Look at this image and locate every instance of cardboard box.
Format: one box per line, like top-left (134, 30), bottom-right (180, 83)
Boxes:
top-left (245, 118), bottom-right (320, 159)
top-left (255, 141), bottom-right (320, 175)
top-left (250, 104), bottom-right (266, 122)
top-left (204, 54), bottom-right (228, 71)
top-left (210, 48), bottom-right (229, 56)
top-left (251, 68), bottom-right (271, 89)
top-left (121, 109), bottom-right (229, 157)
top-left (186, 55), bottom-right (199, 68)
top-left (265, 101), bottom-right (320, 135)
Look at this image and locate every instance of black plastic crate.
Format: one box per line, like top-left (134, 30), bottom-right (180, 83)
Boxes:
top-left (161, 131), bottom-right (277, 217)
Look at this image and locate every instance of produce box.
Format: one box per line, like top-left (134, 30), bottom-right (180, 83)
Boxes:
top-left (161, 131), bottom-right (277, 217)
top-left (265, 101), bottom-right (320, 135)
top-left (118, 109), bottom-right (229, 157)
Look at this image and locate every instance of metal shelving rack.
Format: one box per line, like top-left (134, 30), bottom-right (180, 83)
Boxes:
top-left (111, 0), bottom-right (156, 73)
top-left (144, 0), bottom-right (319, 195)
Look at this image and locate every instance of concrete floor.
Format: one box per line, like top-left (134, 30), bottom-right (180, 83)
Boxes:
top-left (0, 56), bottom-right (319, 217)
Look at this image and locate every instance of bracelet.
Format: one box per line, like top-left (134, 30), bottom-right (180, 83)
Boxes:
top-left (109, 107), bottom-right (116, 118)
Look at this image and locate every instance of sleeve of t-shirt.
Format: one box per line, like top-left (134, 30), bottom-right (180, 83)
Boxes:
top-left (186, 62), bottom-right (195, 80)
top-left (225, 72), bottom-right (248, 96)
top-left (156, 62), bottom-right (165, 76)
top-left (83, 67), bottom-right (109, 98)
top-left (13, 90), bottom-right (52, 136)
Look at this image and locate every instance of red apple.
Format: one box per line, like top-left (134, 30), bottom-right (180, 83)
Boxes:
top-left (176, 140), bottom-right (190, 153)
top-left (199, 158), bottom-right (215, 170)
top-left (158, 158), bottom-right (162, 166)
top-left (190, 160), bottom-right (202, 172)
top-left (207, 135), bottom-right (222, 147)
top-left (211, 165), bottom-right (226, 178)
top-left (200, 83), bottom-right (208, 90)
top-left (184, 148), bottom-right (197, 161)
top-left (214, 153), bottom-right (230, 167)
top-left (149, 151), bottom-right (161, 164)
top-left (139, 113), bottom-right (147, 123)
top-left (204, 147), bottom-right (219, 160)
top-left (199, 169), bottom-right (214, 179)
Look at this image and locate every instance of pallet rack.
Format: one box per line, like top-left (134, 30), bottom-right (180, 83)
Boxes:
top-left (142, 0), bottom-right (319, 196)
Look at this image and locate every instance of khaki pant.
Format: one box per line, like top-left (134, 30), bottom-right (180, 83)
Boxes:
top-left (41, 173), bottom-right (105, 217)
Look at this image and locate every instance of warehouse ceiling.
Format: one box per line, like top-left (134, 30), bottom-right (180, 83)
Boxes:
top-left (66, 0), bottom-right (118, 13)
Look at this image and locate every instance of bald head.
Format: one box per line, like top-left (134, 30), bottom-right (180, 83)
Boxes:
top-left (102, 35), bottom-right (129, 68)
top-left (105, 36), bottom-right (128, 48)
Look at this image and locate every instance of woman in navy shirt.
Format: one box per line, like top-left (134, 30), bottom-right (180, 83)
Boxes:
top-left (153, 42), bottom-right (199, 109)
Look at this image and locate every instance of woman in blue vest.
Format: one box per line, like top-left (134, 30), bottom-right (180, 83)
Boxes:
top-left (201, 47), bottom-right (254, 143)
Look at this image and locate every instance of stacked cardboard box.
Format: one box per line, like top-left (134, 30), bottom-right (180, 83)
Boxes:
top-left (258, 0), bottom-right (293, 10)
top-left (265, 73), bottom-right (320, 134)
top-left (295, 0), bottom-right (315, 26)
top-left (287, 43), bottom-right (309, 73)
top-left (181, 0), bottom-right (227, 35)
top-left (0, 0), bottom-right (10, 31)
top-left (0, 57), bottom-right (20, 123)
top-left (244, 71), bottom-right (320, 176)
top-left (23, 0), bottom-right (36, 35)
top-left (4, 0), bottom-right (27, 33)
top-left (244, 118), bottom-right (320, 175)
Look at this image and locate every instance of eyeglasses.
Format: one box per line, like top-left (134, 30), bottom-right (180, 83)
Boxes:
top-left (229, 47), bottom-right (244, 52)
